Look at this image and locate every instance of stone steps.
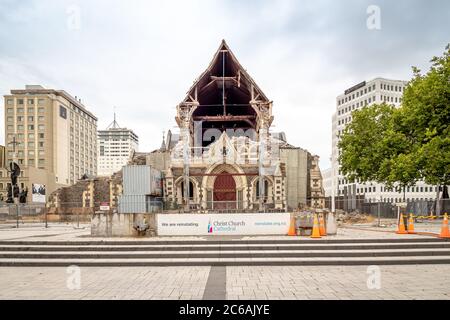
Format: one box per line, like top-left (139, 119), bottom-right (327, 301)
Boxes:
top-left (0, 237), bottom-right (446, 246)
top-left (2, 248), bottom-right (450, 259)
top-left (1, 242), bottom-right (449, 251)
top-left (2, 255), bottom-right (450, 266)
top-left (1, 237), bottom-right (449, 266)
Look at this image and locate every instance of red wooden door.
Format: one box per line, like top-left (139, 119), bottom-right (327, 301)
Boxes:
top-left (213, 174), bottom-right (236, 209)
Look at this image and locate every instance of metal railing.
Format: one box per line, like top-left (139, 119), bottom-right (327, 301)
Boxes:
top-left (322, 198), bottom-right (450, 219)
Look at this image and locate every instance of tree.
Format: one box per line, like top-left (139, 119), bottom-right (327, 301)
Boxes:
top-left (400, 45), bottom-right (450, 188)
top-left (338, 103), bottom-right (397, 183)
top-left (338, 44), bottom-right (450, 203)
top-left (338, 103), bottom-right (419, 198)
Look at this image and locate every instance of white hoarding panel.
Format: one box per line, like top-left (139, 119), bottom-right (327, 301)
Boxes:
top-left (157, 213), bottom-right (290, 236)
top-left (32, 183), bottom-right (46, 203)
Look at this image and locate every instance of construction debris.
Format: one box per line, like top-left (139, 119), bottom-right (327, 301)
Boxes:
top-left (335, 209), bottom-right (374, 224)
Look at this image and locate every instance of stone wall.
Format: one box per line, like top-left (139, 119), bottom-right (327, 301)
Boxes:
top-left (91, 212), bottom-right (157, 237)
top-left (47, 170), bottom-right (123, 216)
top-left (280, 147), bottom-right (309, 210)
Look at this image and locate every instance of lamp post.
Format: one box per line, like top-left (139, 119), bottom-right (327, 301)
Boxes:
top-left (330, 156), bottom-right (335, 214)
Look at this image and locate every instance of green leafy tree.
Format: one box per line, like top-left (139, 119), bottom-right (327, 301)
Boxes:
top-left (338, 103), bottom-right (396, 183)
top-left (338, 44), bottom-right (450, 201)
top-left (400, 45), bottom-right (450, 188)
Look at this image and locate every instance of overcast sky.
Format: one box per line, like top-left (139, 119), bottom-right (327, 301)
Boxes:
top-left (0, 0), bottom-right (449, 169)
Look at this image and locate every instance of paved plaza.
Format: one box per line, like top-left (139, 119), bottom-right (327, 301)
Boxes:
top-left (0, 219), bottom-right (444, 242)
top-left (0, 265), bottom-right (449, 300)
top-left (0, 222), bottom-right (449, 299)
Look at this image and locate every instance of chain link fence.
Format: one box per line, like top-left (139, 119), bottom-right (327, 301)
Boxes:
top-left (323, 198), bottom-right (450, 219)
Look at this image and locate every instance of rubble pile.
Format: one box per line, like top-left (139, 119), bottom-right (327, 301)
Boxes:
top-left (335, 209), bottom-right (374, 224)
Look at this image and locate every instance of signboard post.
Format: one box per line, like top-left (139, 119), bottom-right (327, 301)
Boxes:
top-left (100, 202), bottom-right (110, 211)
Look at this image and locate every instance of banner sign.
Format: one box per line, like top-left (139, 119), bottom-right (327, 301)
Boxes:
top-left (100, 202), bottom-right (110, 211)
top-left (156, 213), bottom-right (290, 236)
top-left (32, 183), bottom-right (46, 203)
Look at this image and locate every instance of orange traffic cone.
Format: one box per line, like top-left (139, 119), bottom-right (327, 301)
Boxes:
top-left (439, 213), bottom-right (450, 239)
top-left (319, 214), bottom-right (327, 236)
top-left (311, 213), bottom-right (322, 239)
top-left (407, 213), bottom-right (416, 234)
top-left (396, 213), bottom-right (408, 234)
top-left (288, 214), bottom-right (297, 236)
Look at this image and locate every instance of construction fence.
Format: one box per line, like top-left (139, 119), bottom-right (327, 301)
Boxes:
top-left (324, 198), bottom-right (450, 219)
top-left (1, 198), bottom-right (449, 229)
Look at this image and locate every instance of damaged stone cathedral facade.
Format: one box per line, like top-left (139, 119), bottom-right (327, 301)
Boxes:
top-left (141, 40), bottom-right (324, 212)
top-left (48, 40), bottom-right (324, 213)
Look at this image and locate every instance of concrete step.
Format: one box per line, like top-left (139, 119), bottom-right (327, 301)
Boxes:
top-left (2, 255), bottom-right (450, 266)
top-left (2, 248), bottom-right (450, 259)
top-left (0, 237), bottom-right (447, 246)
top-left (1, 241), bottom-right (450, 252)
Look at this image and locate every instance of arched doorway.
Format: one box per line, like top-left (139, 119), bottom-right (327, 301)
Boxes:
top-left (213, 173), bottom-right (236, 209)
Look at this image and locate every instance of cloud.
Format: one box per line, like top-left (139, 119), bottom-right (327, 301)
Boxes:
top-left (0, 0), bottom-right (449, 170)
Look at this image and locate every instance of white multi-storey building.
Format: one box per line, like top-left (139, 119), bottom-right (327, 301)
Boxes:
top-left (97, 116), bottom-right (138, 177)
top-left (331, 78), bottom-right (437, 205)
top-left (321, 167), bottom-right (332, 197)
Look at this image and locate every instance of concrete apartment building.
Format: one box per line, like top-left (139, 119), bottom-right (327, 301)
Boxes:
top-left (97, 116), bottom-right (139, 177)
top-left (1, 85), bottom-right (97, 203)
top-left (330, 78), bottom-right (438, 205)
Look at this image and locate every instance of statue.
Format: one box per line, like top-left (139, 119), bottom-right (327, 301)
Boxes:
top-left (19, 187), bottom-right (28, 204)
top-left (6, 162), bottom-right (23, 203)
top-left (5, 184), bottom-right (13, 203)
top-left (10, 162), bottom-right (20, 186)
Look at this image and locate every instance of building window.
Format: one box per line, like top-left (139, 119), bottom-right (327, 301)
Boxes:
top-left (38, 99), bottom-right (45, 105)
top-left (17, 108), bottom-right (24, 113)
top-left (7, 99), bottom-right (13, 105)
top-left (38, 107), bottom-right (45, 113)
top-left (28, 133), bottom-right (35, 139)
top-left (28, 99), bottom-right (34, 105)
top-left (60, 105), bottom-right (67, 119)
top-left (39, 133), bottom-right (44, 139)
top-left (27, 107), bottom-right (34, 113)
top-left (17, 99), bottom-right (24, 105)
top-left (28, 125), bottom-right (34, 130)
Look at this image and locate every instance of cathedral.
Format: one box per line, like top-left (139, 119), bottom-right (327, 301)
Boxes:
top-left (47, 40), bottom-right (325, 215)
top-left (143, 40), bottom-right (325, 212)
